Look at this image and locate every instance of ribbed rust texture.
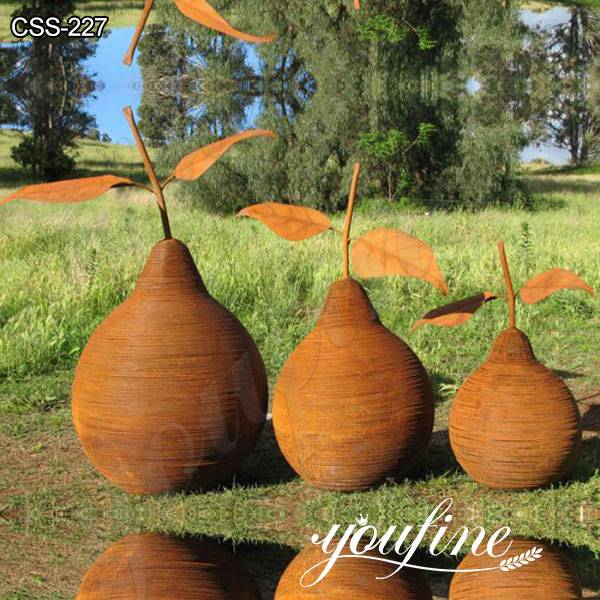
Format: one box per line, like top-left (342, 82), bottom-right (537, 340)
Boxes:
top-left (449, 328), bottom-right (581, 490)
top-left (274, 278), bottom-right (434, 491)
top-left (275, 544), bottom-right (433, 599)
top-left (72, 239), bottom-right (268, 495)
top-left (77, 534), bottom-right (261, 599)
top-left (449, 539), bottom-right (582, 599)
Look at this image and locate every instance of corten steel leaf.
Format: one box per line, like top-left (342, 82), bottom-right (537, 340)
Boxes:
top-left (240, 163), bottom-right (443, 490)
top-left (352, 228), bottom-right (449, 295)
top-left (124, 0), bottom-right (276, 66)
top-left (416, 242), bottom-right (590, 490)
top-left (449, 539), bottom-right (582, 600)
top-left (0, 175), bottom-right (137, 205)
top-left (411, 292), bottom-right (497, 332)
top-left (275, 543), bottom-right (433, 599)
top-left (520, 268), bottom-right (594, 304)
top-left (0, 107), bottom-right (276, 495)
top-left (174, 130), bottom-right (276, 181)
top-left (238, 202), bottom-right (333, 241)
top-left (77, 534), bottom-right (261, 599)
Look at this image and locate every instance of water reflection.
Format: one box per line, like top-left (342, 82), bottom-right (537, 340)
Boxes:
top-left (77, 534), bottom-right (263, 599)
top-left (0, 2), bottom-right (598, 200)
top-left (449, 539), bottom-right (582, 599)
top-left (75, 535), bottom-right (596, 599)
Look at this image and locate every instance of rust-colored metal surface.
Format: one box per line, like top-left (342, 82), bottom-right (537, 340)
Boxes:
top-left (72, 239), bottom-right (268, 494)
top-left (274, 277), bottom-right (434, 490)
top-left (449, 327), bottom-right (582, 489)
top-left (415, 242), bottom-right (590, 490)
top-left (240, 163), bottom-right (442, 491)
top-left (238, 203), bottom-right (333, 241)
top-left (275, 544), bottom-right (432, 599)
top-left (449, 539), bottom-right (582, 599)
top-left (77, 533), bottom-right (260, 599)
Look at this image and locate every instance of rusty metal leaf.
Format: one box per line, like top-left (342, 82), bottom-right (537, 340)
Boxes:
top-left (0, 175), bottom-right (135, 206)
top-left (351, 228), bottom-right (449, 294)
top-left (411, 292), bottom-right (497, 332)
top-left (238, 202), bottom-right (332, 241)
top-left (173, 0), bottom-right (277, 43)
top-left (520, 268), bottom-right (594, 304)
top-left (174, 130), bottom-right (276, 181)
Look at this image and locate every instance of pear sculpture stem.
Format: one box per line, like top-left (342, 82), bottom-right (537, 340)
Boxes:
top-left (124, 106), bottom-right (173, 240)
top-left (498, 241), bottom-right (516, 329)
top-left (343, 162), bottom-right (361, 278)
top-left (124, 0), bottom-right (155, 66)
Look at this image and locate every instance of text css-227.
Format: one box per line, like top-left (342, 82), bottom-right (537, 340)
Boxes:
top-left (10, 16), bottom-right (109, 39)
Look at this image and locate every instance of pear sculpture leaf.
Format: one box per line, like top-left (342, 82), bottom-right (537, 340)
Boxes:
top-left (351, 228), bottom-right (449, 295)
top-left (174, 130), bottom-right (276, 181)
top-left (519, 268), bottom-right (594, 304)
top-left (0, 175), bottom-right (136, 206)
top-left (173, 0), bottom-right (277, 43)
top-left (124, 0), bottom-right (276, 66)
top-left (411, 291), bottom-right (497, 332)
top-left (238, 202), bottom-right (332, 241)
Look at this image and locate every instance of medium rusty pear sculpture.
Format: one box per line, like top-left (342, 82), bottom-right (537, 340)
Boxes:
top-left (275, 543), bottom-right (433, 599)
top-left (414, 242), bottom-right (594, 490)
top-left (1, 108), bottom-right (276, 495)
top-left (449, 539), bottom-right (582, 600)
top-left (124, 0), bottom-right (276, 66)
top-left (239, 163), bottom-right (448, 490)
top-left (77, 534), bottom-right (261, 599)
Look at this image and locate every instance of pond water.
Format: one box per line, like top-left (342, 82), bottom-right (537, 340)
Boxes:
top-left (1, 1), bottom-right (598, 209)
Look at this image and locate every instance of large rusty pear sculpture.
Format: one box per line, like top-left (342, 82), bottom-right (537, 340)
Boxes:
top-left (2, 107), bottom-right (276, 495)
top-left (240, 163), bottom-right (447, 490)
top-left (77, 534), bottom-right (261, 599)
top-left (449, 539), bottom-right (582, 600)
top-left (275, 543), bottom-right (433, 599)
top-left (414, 242), bottom-right (593, 489)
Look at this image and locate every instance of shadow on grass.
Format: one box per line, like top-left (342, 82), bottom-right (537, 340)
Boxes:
top-left (237, 418), bottom-right (298, 487)
top-left (527, 178), bottom-right (599, 197)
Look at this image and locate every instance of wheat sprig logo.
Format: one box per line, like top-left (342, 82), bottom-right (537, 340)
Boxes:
top-left (500, 546), bottom-right (543, 571)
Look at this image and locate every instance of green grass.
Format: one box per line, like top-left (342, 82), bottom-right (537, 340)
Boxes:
top-left (1, 134), bottom-right (599, 598)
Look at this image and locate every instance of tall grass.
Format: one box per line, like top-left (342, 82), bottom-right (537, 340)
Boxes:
top-left (1, 180), bottom-right (598, 401)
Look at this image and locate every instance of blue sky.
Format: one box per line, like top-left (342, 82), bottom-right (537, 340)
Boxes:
top-left (83, 27), bottom-right (142, 144)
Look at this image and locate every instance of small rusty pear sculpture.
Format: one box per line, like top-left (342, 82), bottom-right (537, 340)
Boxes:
top-left (1, 108), bottom-right (276, 495)
top-left (77, 534), bottom-right (261, 599)
top-left (414, 242), bottom-right (593, 490)
top-left (240, 163), bottom-right (448, 490)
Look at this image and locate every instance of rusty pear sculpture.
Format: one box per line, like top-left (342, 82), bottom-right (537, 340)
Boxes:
top-left (2, 107), bottom-right (276, 495)
top-left (414, 242), bottom-right (593, 490)
top-left (239, 163), bottom-right (447, 490)
top-left (275, 543), bottom-right (433, 599)
top-left (449, 539), bottom-right (582, 600)
top-left (124, 0), bottom-right (276, 66)
top-left (77, 534), bottom-right (260, 599)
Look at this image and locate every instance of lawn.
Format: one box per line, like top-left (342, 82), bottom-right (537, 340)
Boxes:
top-left (0, 132), bottom-right (598, 599)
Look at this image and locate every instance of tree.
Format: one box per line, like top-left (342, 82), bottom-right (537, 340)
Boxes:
top-left (1, 1), bottom-right (97, 181)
